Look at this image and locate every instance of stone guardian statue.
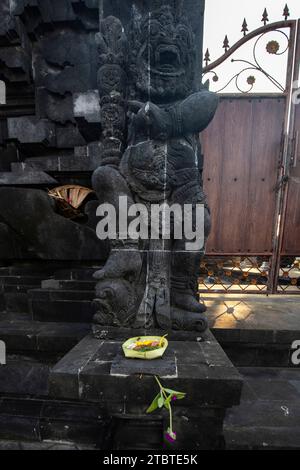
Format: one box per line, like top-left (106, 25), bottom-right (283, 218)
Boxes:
top-left (92, 2), bottom-right (218, 332)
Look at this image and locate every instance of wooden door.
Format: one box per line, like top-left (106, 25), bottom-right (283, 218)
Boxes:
top-left (201, 95), bottom-right (285, 255)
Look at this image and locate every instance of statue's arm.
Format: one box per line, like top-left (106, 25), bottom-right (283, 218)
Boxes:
top-left (168, 90), bottom-right (218, 137)
top-left (127, 90), bottom-right (218, 141)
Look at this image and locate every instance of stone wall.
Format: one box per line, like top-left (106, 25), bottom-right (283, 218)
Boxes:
top-left (0, 0), bottom-right (205, 262)
top-left (0, 0), bottom-right (108, 260)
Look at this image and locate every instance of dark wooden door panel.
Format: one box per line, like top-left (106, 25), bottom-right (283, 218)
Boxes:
top-left (282, 105), bottom-right (300, 255)
top-left (202, 97), bottom-right (285, 254)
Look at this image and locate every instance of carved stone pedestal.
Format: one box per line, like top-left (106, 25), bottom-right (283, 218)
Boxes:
top-left (50, 330), bottom-right (243, 450)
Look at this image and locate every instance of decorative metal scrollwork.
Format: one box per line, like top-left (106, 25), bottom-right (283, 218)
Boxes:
top-left (203, 6), bottom-right (295, 94)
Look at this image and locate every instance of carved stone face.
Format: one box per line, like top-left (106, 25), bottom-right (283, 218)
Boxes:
top-left (94, 278), bottom-right (136, 327)
top-left (130, 6), bottom-right (195, 103)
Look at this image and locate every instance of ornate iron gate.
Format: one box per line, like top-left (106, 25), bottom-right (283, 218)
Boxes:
top-left (200, 7), bottom-right (300, 294)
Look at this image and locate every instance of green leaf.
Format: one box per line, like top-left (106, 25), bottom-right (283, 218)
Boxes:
top-left (163, 388), bottom-right (186, 400)
top-left (146, 393), bottom-right (160, 414)
top-left (163, 387), bottom-right (182, 395)
top-left (158, 394), bottom-right (164, 408)
top-left (163, 394), bottom-right (172, 410)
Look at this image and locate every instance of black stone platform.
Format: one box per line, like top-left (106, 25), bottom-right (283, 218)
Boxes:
top-left (206, 294), bottom-right (300, 367)
top-left (93, 325), bottom-right (210, 342)
top-left (50, 331), bottom-right (243, 450)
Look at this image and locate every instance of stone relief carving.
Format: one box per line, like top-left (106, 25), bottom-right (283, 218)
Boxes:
top-left (96, 15), bottom-right (128, 166)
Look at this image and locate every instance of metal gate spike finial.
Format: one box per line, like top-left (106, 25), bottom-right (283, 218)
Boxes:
top-left (261, 8), bottom-right (269, 26)
top-left (204, 48), bottom-right (210, 67)
top-left (283, 4), bottom-right (290, 21)
top-left (241, 18), bottom-right (248, 37)
top-left (223, 35), bottom-right (230, 53)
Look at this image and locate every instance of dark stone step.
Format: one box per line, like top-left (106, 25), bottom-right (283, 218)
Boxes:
top-left (41, 279), bottom-right (96, 291)
top-left (224, 367), bottom-right (300, 449)
top-left (0, 397), bottom-right (107, 446)
top-left (2, 284), bottom-right (40, 294)
top-left (4, 292), bottom-right (29, 313)
top-left (0, 276), bottom-right (43, 286)
top-left (0, 268), bottom-right (10, 276)
top-left (0, 284), bottom-right (44, 314)
top-left (0, 320), bottom-right (90, 353)
top-left (29, 299), bottom-right (94, 323)
top-left (225, 426), bottom-right (300, 450)
top-left (28, 289), bottom-right (94, 302)
top-left (0, 266), bottom-right (58, 277)
top-left (0, 287), bottom-right (39, 314)
top-left (212, 328), bottom-right (300, 368)
top-left (54, 268), bottom-right (100, 281)
top-left (0, 440), bottom-right (96, 450)
top-left (0, 356), bottom-right (50, 397)
top-left (0, 312), bottom-right (30, 322)
top-left (50, 332), bottom-right (242, 405)
top-left (0, 293), bottom-right (4, 312)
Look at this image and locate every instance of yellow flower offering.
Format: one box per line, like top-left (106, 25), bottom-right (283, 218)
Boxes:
top-left (122, 335), bottom-right (168, 360)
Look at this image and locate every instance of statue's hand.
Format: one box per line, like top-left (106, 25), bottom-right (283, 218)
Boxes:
top-left (128, 101), bottom-right (172, 141)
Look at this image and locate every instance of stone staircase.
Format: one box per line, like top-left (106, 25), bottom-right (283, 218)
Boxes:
top-left (0, 269), bottom-right (51, 314)
top-left (0, 395), bottom-right (108, 448)
top-left (0, 264), bottom-right (96, 390)
top-left (0, 264), bottom-right (97, 351)
top-left (28, 268), bottom-right (97, 323)
top-left (0, 263), bottom-right (107, 449)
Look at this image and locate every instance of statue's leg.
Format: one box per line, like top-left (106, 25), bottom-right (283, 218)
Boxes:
top-left (92, 165), bottom-right (142, 281)
top-left (171, 244), bottom-right (206, 313)
top-left (133, 238), bottom-right (172, 330)
top-left (171, 204), bottom-right (211, 314)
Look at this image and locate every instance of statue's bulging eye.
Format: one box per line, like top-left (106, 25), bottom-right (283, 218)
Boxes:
top-left (177, 27), bottom-right (190, 45)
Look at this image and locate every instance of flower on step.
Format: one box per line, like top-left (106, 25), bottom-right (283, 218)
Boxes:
top-left (146, 376), bottom-right (185, 445)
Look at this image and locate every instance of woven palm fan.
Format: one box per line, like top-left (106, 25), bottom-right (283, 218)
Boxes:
top-left (48, 185), bottom-right (95, 219)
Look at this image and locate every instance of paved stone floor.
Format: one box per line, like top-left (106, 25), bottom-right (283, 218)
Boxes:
top-left (205, 294), bottom-right (300, 331)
